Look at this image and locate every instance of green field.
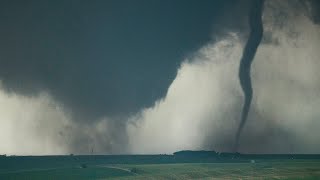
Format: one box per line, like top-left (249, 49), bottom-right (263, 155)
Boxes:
top-left (1, 160), bottom-right (320, 179)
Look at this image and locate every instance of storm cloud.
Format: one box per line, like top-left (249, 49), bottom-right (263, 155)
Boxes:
top-left (0, 0), bottom-right (238, 120)
top-left (0, 0), bottom-right (320, 155)
top-left (128, 0), bottom-right (320, 154)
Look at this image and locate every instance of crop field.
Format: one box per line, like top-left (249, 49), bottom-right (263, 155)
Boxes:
top-left (1, 157), bottom-right (320, 179)
top-left (112, 161), bottom-right (320, 179)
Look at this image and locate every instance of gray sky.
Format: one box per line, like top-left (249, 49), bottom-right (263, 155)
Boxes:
top-left (0, 0), bottom-right (239, 120)
top-left (0, 0), bottom-right (320, 155)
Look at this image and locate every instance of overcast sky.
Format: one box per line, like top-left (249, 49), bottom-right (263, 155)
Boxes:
top-left (0, 0), bottom-right (320, 155)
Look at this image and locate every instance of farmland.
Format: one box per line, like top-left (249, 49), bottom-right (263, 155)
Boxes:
top-left (1, 153), bottom-right (320, 179)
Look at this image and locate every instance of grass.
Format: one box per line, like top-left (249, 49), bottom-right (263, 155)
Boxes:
top-left (1, 159), bottom-right (320, 179)
top-left (108, 161), bottom-right (320, 179)
top-left (0, 166), bottom-right (133, 180)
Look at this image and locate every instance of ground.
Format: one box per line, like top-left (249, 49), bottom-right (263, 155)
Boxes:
top-left (1, 158), bottom-right (320, 179)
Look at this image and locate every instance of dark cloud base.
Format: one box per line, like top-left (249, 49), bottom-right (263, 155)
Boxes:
top-left (0, 0), bottom-right (238, 121)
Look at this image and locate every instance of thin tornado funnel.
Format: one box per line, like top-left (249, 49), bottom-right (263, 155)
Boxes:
top-left (234, 0), bottom-right (264, 151)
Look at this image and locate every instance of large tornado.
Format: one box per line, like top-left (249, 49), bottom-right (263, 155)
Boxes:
top-left (234, 0), bottom-right (264, 151)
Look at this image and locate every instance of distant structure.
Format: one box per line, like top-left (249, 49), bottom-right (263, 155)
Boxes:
top-left (173, 150), bottom-right (218, 157)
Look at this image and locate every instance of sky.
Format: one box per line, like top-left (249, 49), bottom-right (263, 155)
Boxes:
top-left (0, 0), bottom-right (320, 155)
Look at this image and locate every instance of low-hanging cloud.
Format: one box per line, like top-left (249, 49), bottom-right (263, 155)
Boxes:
top-left (0, 0), bottom-right (320, 155)
top-left (0, 82), bottom-right (127, 155)
top-left (127, 34), bottom-right (243, 154)
top-left (127, 0), bottom-right (320, 154)
top-left (0, 0), bottom-right (249, 155)
top-left (0, 0), bottom-right (238, 121)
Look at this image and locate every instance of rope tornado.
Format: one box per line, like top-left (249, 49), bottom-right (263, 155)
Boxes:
top-left (234, 0), bottom-right (264, 152)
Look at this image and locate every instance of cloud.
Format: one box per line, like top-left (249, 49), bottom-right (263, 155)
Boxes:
top-left (0, 83), bottom-right (127, 155)
top-left (127, 0), bottom-right (320, 154)
top-left (0, 0), bottom-right (238, 120)
top-left (0, 0), bottom-right (320, 155)
top-left (0, 85), bottom-right (69, 155)
top-left (248, 0), bottom-right (320, 153)
top-left (127, 34), bottom-right (243, 154)
top-left (0, 0), bottom-right (252, 155)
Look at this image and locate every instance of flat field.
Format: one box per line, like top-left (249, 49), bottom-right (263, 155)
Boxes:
top-left (1, 156), bottom-right (320, 179)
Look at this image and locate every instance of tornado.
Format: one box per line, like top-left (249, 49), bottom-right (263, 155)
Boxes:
top-left (234, 0), bottom-right (264, 152)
